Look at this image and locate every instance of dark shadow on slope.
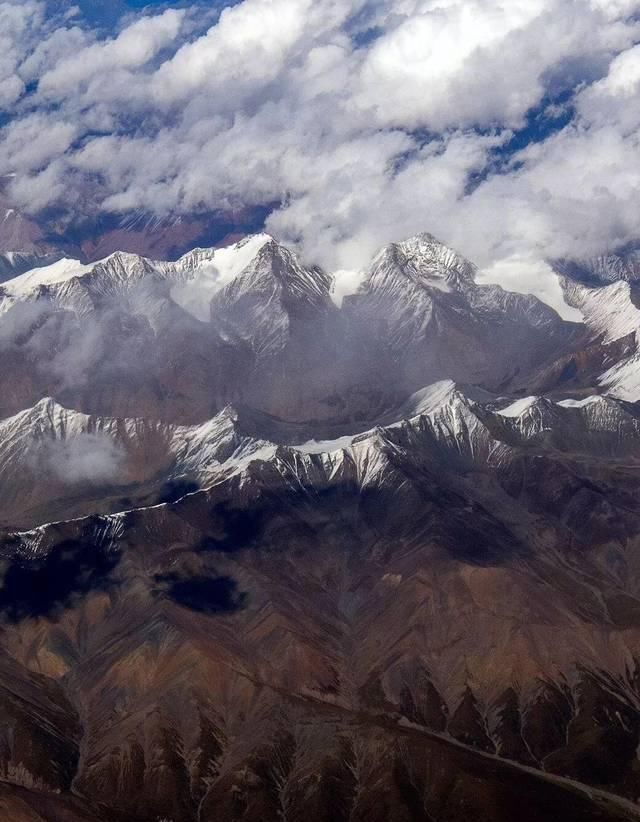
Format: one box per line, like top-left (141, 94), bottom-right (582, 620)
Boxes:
top-left (0, 538), bottom-right (121, 622)
top-left (156, 479), bottom-right (201, 505)
top-left (173, 474), bottom-right (529, 567)
top-left (154, 572), bottom-right (247, 614)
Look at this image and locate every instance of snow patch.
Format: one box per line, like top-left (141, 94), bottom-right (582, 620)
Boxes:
top-left (171, 234), bottom-right (271, 321)
top-left (296, 435), bottom-right (355, 454)
top-left (557, 396), bottom-right (602, 408)
top-left (3, 257), bottom-right (92, 297)
top-left (599, 353), bottom-right (640, 402)
top-left (497, 396), bottom-right (538, 417)
top-left (563, 280), bottom-right (640, 343)
top-left (401, 380), bottom-right (457, 417)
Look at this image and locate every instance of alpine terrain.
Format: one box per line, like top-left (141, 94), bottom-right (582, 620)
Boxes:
top-left (0, 231), bottom-right (640, 821)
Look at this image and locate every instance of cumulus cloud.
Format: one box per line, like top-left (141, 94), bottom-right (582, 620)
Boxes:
top-left (2, 0), bottom-right (640, 305)
top-left (0, 0), bottom-right (45, 107)
top-left (38, 8), bottom-right (186, 100)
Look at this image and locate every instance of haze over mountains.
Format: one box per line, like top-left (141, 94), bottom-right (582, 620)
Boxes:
top-left (0, 231), bottom-right (639, 820)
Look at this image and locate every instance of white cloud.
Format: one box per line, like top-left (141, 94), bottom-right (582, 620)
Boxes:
top-left (0, 114), bottom-right (77, 174)
top-left (477, 256), bottom-right (585, 321)
top-left (0, 0), bottom-right (45, 108)
top-left (355, 0), bottom-right (547, 130)
top-left (44, 432), bottom-right (125, 484)
top-left (38, 9), bottom-right (186, 101)
top-left (330, 268), bottom-right (367, 307)
top-left (19, 25), bottom-right (91, 85)
top-left (152, 0), bottom-right (322, 105)
top-left (1, 0), bottom-right (640, 309)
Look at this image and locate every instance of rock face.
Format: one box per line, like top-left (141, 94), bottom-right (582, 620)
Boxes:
top-left (0, 233), bottom-right (640, 821)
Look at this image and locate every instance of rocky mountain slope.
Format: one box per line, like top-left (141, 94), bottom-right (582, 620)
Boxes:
top-left (0, 233), bottom-right (639, 820)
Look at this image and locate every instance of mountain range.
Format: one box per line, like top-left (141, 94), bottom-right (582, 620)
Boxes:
top-left (0, 230), bottom-right (640, 821)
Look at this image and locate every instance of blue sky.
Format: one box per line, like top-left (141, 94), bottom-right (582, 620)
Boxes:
top-left (67, 0), bottom-right (228, 25)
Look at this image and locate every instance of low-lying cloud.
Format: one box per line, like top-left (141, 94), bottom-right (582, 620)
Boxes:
top-left (43, 432), bottom-right (125, 483)
top-left (1, 0), bottom-right (640, 305)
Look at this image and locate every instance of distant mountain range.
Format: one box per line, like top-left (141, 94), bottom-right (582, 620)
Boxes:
top-left (1, 230), bottom-right (640, 821)
top-left (0, 176), bottom-right (266, 279)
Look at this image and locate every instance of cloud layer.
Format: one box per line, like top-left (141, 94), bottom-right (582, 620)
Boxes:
top-left (1, 0), bottom-right (640, 306)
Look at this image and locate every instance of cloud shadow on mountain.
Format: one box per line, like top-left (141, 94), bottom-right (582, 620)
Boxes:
top-left (154, 572), bottom-right (247, 614)
top-left (0, 538), bottom-right (121, 622)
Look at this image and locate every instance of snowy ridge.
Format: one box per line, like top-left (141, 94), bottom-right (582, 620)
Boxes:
top-left (0, 398), bottom-right (275, 530)
top-left (0, 233), bottom-right (330, 332)
top-left (497, 396), bottom-right (539, 418)
top-left (557, 274), bottom-right (640, 401)
top-left (562, 278), bottom-right (640, 343)
top-left (555, 252), bottom-right (640, 286)
top-left (0, 250), bottom-right (61, 281)
top-left (399, 380), bottom-right (460, 416)
top-left (2, 258), bottom-right (94, 296)
top-left (0, 230), bottom-right (581, 332)
top-left (0, 398), bottom-right (274, 482)
top-left (599, 354), bottom-right (640, 402)
top-left (0, 251), bottom-right (160, 301)
top-left (3, 375), bottom-right (640, 535)
top-left (1, 229), bottom-right (640, 532)
top-left (170, 234), bottom-right (272, 321)
top-left (10, 512), bottom-right (126, 559)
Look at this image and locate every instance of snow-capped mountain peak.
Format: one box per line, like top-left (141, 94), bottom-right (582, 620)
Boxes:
top-left (369, 232), bottom-right (477, 293)
top-left (169, 233), bottom-right (273, 320)
top-left (1, 257), bottom-right (93, 297)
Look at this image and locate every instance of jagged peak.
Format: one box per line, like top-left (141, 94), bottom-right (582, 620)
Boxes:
top-left (401, 380), bottom-right (460, 416)
top-left (100, 249), bottom-right (146, 265)
top-left (398, 380), bottom-right (494, 421)
top-left (33, 395), bottom-right (66, 412)
top-left (175, 233), bottom-right (273, 271)
top-left (185, 405), bottom-right (244, 441)
top-left (27, 395), bottom-right (81, 420)
top-left (494, 391), bottom-right (634, 428)
top-left (217, 235), bottom-right (332, 305)
top-left (370, 232), bottom-right (477, 292)
top-left (170, 234), bottom-right (277, 320)
top-left (91, 250), bottom-right (159, 278)
top-left (553, 251), bottom-right (640, 287)
top-left (1, 250), bottom-right (160, 302)
top-left (0, 397), bottom-right (89, 438)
